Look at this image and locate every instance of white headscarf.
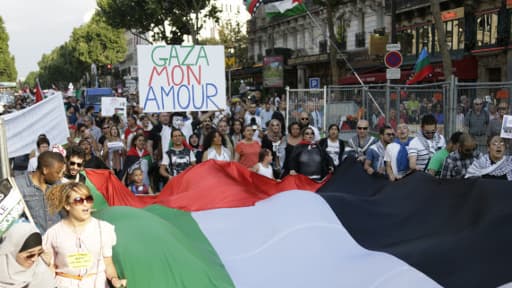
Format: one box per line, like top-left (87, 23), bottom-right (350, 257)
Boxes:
top-left (0, 222), bottom-right (55, 288)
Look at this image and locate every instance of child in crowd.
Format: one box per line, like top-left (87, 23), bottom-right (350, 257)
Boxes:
top-left (128, 167), bottom-right (152, 195)
top-left (252, 148), bottom-right (274, 179)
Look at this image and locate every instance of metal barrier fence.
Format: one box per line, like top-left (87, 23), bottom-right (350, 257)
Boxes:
top-left (286, 78), bottom-right (512, 152)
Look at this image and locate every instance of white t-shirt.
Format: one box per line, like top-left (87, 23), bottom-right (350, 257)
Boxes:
top-left (27, 157), bottom-right (38, 172)
top-left (256, 163), bottom-right (274, 179)
top-left (325, 139), bottom-right (340, 166)
top-left (384, 143), bottom-right (404, 177)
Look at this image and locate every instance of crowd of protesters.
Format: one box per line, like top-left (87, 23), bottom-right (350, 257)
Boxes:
top-left (3, 88), bottom-right (512, 288)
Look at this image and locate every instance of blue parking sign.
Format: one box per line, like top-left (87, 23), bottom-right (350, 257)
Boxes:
top-left (309, 77), bottom-right (320, 89)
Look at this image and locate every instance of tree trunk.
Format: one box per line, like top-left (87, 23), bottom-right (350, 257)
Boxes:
top-left (326, 2), bottom-right (339, 85)
top-left (431, 0), bottom-right (452, 79)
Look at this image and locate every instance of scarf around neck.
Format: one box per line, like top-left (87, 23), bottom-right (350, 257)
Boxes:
top-left (466, 154), bottom-right (512, 180)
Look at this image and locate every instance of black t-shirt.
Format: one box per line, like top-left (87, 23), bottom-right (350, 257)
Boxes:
top-left (84, 155), bottom-right (108, 169)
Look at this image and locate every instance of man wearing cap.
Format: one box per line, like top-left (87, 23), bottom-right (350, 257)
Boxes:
top-left (464, 97), bottom-right (489, 153)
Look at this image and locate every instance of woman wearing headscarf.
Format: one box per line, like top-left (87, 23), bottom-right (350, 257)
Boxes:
top-left (466, 135), bottom-right (512, 180)
top-left (0, 222), bottom-right (55, 287)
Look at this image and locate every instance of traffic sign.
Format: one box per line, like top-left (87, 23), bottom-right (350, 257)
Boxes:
top-left (386, 68), bottom-right (401, 80)
top-left (386, 43), bottom-right (401, 51)
top-left (309, 77), bottom-right (320, 89)
top-left (384, 51), bottom-right (403, 69)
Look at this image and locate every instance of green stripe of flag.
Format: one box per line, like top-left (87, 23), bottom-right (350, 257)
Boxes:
top-left (95, 205), bottom-right (235, 287)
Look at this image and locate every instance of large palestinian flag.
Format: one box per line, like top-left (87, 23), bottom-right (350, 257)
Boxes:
top-left (85, 159), bottom-right (512, 288)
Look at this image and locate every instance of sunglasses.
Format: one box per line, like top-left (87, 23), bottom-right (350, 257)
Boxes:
top-left (423, 130), bottom-right (436, 135)
top-left (491, 141), bottom-right (505, 147)
top-left (301, 118), bottom-right (309, 120)
top-left (24, 250), bottom-right (44, 260)
top-left (70, 195), bottom-right (94, 206)
top-left (357, 127), bottom-right (368, 130)
top-left (102, 126), bottom-right (110, 129)
top-left (304, 132), bottom-right (314, 135)
top-left (69, 161), bottom-right (83, 168)
top-left (385, 133), bottom-right (395, 137)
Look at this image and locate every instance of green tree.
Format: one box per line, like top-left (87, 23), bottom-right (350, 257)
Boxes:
top-left (312, 0), bottom-right (346, 85)
top-left (0, 16), bottom-right (17, 81)
top-left (218, 19), bottom-right (248, 68)
top-left (97, 0), bottom-right (220, 44)
top-left (24, 71), bottom-right (38, 87)
top-left (69, 13), bottom-right (127, 66)
top-left (37, 43), bottom-right (87, 88)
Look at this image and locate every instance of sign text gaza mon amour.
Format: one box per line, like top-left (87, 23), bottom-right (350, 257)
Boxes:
top-left (137, 45), bottom-right (226, 113)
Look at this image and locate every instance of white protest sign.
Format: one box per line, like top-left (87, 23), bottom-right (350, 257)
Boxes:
top-left (137, 45), bottom-right (226, 113)
top-left (0, 178), bottom-right (29, 237)
top-left (500, 115), bottom-right (512, 139)
top-left (101, 97), bottom-right (127, 117)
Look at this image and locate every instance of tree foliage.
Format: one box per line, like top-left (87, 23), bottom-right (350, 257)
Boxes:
top-left (69, 13), bottom-right (127, 65)
top-left (36, 12), bottom-right (127, 88)
top-left (218, 19), bottom-right (248, 68)
top-left (98, 0), bottom-right (220, 44)
top-left (0, 16), bottom-right (17, 81)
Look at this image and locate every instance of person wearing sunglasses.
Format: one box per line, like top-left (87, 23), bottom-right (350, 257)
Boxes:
top-left (347, 119), bottom-right (377, 162)
top-left (439, 133), bottom-right (481, 179)
top-left (298, 112), bottom-right (320, 142)
top-left (364, 125), bottom-right (394, 176)
top-left (44, 182), bottom-right (127, 288)
top-left (408, 114), bottom-right (446, 172)
top-left (0, 222), bottom-right (55, 287)
top-left (63, 145), bottom-right (86, 183)
top-left (466, 135), bottom-right (512, 180)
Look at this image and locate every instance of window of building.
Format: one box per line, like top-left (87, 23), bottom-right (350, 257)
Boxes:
top-left (476, 10), bottom-right (498, 47)
top-left (444, 19), bottom-right (464, 51)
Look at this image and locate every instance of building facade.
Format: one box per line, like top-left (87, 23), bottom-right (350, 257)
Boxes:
top-left (243, 0), bottom-right (512, 89)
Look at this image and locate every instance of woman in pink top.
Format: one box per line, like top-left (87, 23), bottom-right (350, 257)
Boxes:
top-left (43, 182), bottom-right (127, 288)
top-left (235, 125), bottom-right (261, 168)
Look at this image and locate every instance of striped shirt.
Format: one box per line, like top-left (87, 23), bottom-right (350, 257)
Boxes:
top-left (408, 135), bottom-right (446, 171)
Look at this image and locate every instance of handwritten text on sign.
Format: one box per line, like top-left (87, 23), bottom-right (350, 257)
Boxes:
top-left (137, 45), bottom-right (226, 113)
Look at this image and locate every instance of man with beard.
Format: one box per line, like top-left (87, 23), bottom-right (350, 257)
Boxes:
top-left (440, 133), bottom-right (480, 179)
top-left (408, 114), bottom-right (446, 171)
top-left (62, 145), bottom-right (86, 183)
top-left (15, 151), bottom-right (65, 233)
top-left (298, 111), bottom-right (320, 142)
top-left (364, 125), bottom-right (394, 176)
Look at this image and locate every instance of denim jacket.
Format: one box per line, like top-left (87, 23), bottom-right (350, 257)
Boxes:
top-left (14, 172), bottom-right (61, 233)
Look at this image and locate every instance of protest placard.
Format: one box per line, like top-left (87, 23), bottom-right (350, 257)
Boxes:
top-left (101, 97), bottom-right (127, 123)
top-left (137, 45), bottom-right (226, 113)
top-left (0, 178), bottom-right (31, 237)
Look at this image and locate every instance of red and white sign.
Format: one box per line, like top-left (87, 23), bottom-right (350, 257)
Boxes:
top-left (384, 51), bottom-right (403, 69)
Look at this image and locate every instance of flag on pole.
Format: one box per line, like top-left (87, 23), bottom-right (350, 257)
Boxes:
top-left (265, 0), bottom-right (306, 18)
top-left (245, 0), bottom-right (264, 16)
top-left (34, 79), bottom-right (43, 103)
top-left (406, 47), bottom-right (433, 85)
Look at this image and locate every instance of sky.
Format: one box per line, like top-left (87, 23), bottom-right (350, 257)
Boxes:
top-left (1, 0), bottom-right (97, 80)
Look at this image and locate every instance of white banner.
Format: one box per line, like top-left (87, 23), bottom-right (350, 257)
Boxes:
top-left (137, 45), bottom-right (226, 113)
top-left (1, 95), bottom-right (69, 158)
top-left (0, 178), bottom-right (25, 237)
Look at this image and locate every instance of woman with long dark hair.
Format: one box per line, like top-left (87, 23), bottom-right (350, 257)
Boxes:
top-left (289, 127), bottom-right (333, 181)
